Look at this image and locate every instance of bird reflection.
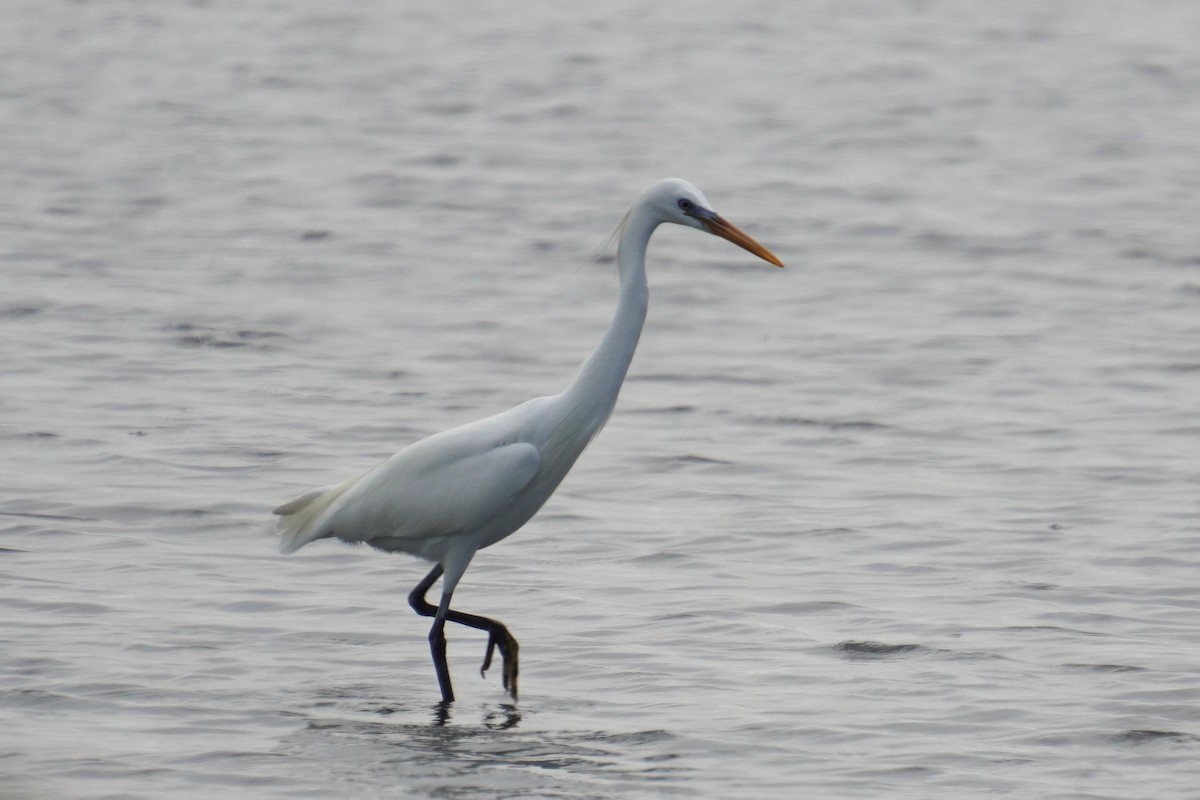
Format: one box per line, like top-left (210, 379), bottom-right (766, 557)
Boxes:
top-left (483, 703), bottom-right (522, 730)
top-left (286, 692), bottom-right (684, 794)
top-left (430, 700), bottom-right (521, 729)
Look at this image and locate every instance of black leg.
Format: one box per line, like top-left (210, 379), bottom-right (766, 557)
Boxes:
top-left (427, 615), bottom-right (454, 703)
top-left (409, 564), bottom-right (454, 703)
top-left (408, 563), bottom-right (445, 615)
top-left (408, 563), bottom-right (520, 702)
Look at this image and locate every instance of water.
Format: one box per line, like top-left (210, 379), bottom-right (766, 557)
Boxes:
top-left (3, 1), bottom-right (1199, 797)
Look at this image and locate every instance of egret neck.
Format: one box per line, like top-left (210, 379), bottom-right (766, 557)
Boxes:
top-left (561, 204), bottom-right (656, 426)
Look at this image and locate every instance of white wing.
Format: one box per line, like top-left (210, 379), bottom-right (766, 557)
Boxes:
top-left (276, 422), bottom-right (542, 555)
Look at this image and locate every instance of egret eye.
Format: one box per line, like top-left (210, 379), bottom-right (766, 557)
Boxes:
top-left (677, 198), bottom-right (694, 212)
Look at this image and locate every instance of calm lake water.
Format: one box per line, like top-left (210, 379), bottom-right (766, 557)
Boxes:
top-left (3, 1), bottom-right (1199, 798)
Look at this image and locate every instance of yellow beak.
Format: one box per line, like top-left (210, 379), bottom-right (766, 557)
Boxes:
top-left (702, 215), bottom-right (784, 268)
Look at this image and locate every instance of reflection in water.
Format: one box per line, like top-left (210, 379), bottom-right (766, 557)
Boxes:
top-left (284, 689), bottom-right (685, 797)
top-left (430, 699), bottom-right (522, 729)
top-left (481, 703), bottom-right (522, 731)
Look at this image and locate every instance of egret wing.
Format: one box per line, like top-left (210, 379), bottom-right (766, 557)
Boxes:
top-left (322, 439), bottom-right (542, 547)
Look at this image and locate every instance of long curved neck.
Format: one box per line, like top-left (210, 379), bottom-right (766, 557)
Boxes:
top-left (562, 206), bottom-right (657, 417)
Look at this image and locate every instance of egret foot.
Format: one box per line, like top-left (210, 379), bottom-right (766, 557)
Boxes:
top-left (481, 625), bottom-right (519, 701)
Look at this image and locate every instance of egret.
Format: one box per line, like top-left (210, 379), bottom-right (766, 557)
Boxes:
top-left (274, 178), bottom-right (783, 704)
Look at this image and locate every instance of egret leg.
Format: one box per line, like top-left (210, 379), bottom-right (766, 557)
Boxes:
top-left (427, 614), bottom-right (454, 704)
top-left (409, 564), bottom-right (455, 703)
top-left (408, 563), bottom-right (520, 701)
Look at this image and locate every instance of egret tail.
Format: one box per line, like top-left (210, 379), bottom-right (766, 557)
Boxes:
top-left (274, 476), bottom-right (359, 554)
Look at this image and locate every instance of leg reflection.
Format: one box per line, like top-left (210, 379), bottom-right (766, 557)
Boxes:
top-left (483, 703), bottom-right (522, 730)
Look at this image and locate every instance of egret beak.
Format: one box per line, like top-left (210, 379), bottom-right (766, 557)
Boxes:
top-left (701, 215), bottom-right (784, 267)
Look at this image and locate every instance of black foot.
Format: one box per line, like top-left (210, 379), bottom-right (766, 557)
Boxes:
top-left (480, 625), bottom-right (520, 701)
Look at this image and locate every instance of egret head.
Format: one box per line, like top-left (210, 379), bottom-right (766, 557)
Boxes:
top-left (644, 178), bottom-right (784, 267)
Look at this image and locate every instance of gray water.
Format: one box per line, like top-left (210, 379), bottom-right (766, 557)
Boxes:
top-left (3, 1), bottom-right (1199, 797)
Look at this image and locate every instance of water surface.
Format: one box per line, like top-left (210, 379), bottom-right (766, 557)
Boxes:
top-left (3, 1), bottom-right (1199, 797)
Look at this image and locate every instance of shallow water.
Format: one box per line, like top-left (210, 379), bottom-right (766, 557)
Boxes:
top-left (3, 1), bottom-right (1199, 798)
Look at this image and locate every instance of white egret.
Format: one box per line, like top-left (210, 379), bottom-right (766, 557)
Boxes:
top-left (275, 178), bottom-right (783, 703)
